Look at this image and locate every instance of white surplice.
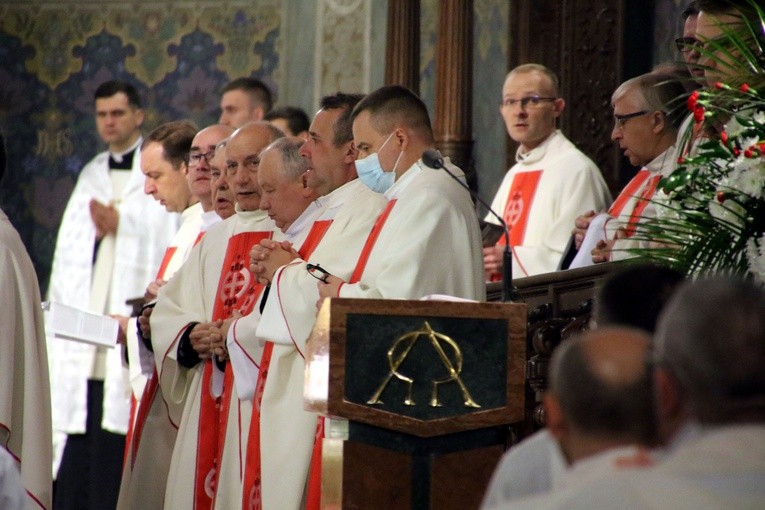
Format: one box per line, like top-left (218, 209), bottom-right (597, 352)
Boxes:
top-left (46, 144), bottom-right (180, 474)
top-left (486, 130), bottom-right (611, 277)
top-left (151, 208), bottom-right (280, 510)
top-left (0, 208), bottom-right (52, 510)
top-left (117, 201), bottom-right (204, 510)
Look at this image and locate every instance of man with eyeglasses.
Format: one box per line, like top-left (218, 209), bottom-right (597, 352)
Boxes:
top-left (150, 121), bottom-right (284, 510)
top-left (117, 122), bottom-right (233, 510)
top-left (48, 81), bottom-right (181, 510)
top-left (675, 2), bottom-right (703, 78)
top-left (568, 72), bottom-right (687, 267)
top-left (484, 64), bottom-right (610, 279)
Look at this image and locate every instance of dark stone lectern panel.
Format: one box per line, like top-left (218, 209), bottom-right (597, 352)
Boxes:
top-left (344, 314), bottom-right (508, 420)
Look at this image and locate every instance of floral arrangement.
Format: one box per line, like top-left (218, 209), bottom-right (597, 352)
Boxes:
top-left (632, 1), bottom-right (765, 282)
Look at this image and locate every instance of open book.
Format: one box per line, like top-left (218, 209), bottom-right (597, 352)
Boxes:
top-left (43, 301), bottom-right (119, 348)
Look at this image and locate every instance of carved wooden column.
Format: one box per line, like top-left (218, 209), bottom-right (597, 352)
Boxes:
top-left (434, 0), bottom-right (475, 189)
top-left (384, 0), bottom-right (420, 93)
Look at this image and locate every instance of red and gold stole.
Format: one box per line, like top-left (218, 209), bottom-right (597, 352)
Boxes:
top-left (194, 230), bottom-right (271, 510)
top-left (241, 219), bottom-right (333, 510)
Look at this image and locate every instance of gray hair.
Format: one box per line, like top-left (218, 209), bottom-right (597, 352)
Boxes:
top-left (261, 137), bottom-right (308, 181)
top-left (612, 72), bottom-right (689, 131)
top-left (654, 277), bottom-right (765, 424)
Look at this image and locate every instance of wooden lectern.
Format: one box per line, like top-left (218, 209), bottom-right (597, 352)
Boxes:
top-left (304, 298), bottom-right (527, 510)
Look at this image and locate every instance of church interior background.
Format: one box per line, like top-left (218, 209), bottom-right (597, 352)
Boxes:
top-left (0, 0), bottom-right (688, 294)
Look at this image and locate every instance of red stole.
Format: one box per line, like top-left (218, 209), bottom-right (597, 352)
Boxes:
top-left (489, 171), bottom-right (542, 281)
top-left (608, 169), bottom-right (661, 238)
top-left (241, 219), bottom-right (333, 510)
top-left (125, 231), bottom-right (206, 469)
top-left (306, 200), bottom-right (397, 510)
top-left (194, 231), bottom-right (271, 510)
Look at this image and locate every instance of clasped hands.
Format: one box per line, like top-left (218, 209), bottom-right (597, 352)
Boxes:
top-left (189, 315), bottom-right (239, 361)
top-left (250, 239), bottom-right (300, 284)
top-left (90, 199), bottom-right (119, 240)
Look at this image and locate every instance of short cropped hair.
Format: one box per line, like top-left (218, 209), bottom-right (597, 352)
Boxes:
top-left (654, 277), bottom-right (765, 424)
top-left (595, 264), bottom-right (684, 333)
top-left (262, 137), bottom-right (308, 181)
top-left (351, 85), bottom-right (433, 140)
top-left (221, 77), bottom-right (274, 113)
top-left (94, 80), bottom-right (142, 109)
top-left (264, 106), bottom-right (310, 136)
top-left (141, 120), bottom-right (198, 170)
top-left (320, 93), bottom-right (365, 147)
top-left (507, 63), bottom-right (560, 97)
top-left (612, 72), bottom-right (690, 130)
top-left (550, 332), bottom-right (657, 445)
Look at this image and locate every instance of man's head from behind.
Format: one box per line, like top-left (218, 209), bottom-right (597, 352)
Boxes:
top-left (264, 106), bottom-right (310, 139)
top-left (94, 80), bottom-right (144, 152)
top-left (611, 72), bottom-right (688, 167)
top-left (219, 77), bottom-right (274, 128)
top-left (351, 85), bottom-right (434, 190)
top-left (500, 64), bottom-right (564, 153)
top-left (141, 120), bottom-right (198, 213)
top-left (545, 327), bottom-right (657, 465)
top-left (594, 263), bottom-right (685, 333)
top-left (187, 124), bottom-right (234, 212)
top-left (258, 137), bottom-right (318, 232)
top-left (653, 277), bottom-right (765, 440)
top-left (224, 121), bottom-right (284, 211)
top-left (301, 93), bottom-right (364, 196)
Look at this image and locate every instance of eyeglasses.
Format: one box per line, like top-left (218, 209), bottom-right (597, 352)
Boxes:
top-left (674, 37), bottom-right (699, 53)
top-left (613, 110), bottom-right (649, 129)
top-left (186, 151), bottom-right (215, 167)
top-left (500, 95), bottom-right (557, 109)
top-left (306, 263), bottom-right (331, 283)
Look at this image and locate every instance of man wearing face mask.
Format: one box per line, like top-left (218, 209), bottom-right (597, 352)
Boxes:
top-left (317, 84), bottom-right (485, 302)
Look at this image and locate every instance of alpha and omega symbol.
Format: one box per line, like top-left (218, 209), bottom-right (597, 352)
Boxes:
top-left (505, 191), bottom-right (525, 228)
top-left (367, 321), bottom-right (480, 408)
top-left (204, 466), bottom-right (217, 498)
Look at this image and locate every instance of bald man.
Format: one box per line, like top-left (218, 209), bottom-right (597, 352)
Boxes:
top-left (151, 122), bottom-right (284, 509)
top-left (483, 328), bottom-right (656, 510)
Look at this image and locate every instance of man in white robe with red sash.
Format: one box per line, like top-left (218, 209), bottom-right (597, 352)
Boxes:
top-left (483, 64), bottom-right (611, 278)
top-left (150, 122), bottom-right (283, 510)
top-left (0, 134), bottom-right (52, 510)
top-left (47, 81), bottom-right (180, 509)
top-left (244, 93), bottom-right (388, 510)
top-left (568, 72), bottom-right (687, 267)
top-left (118, 123), bottom-right (234, 510)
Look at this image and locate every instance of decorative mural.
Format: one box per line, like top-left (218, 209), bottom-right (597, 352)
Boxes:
top-left (0, 0), bottom-right (282, 293)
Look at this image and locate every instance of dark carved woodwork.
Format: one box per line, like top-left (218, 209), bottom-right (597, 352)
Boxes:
top-left (508, 0), bottom-right (654, 197)
top-left (384, 0), bottom-right (420, 93)
top-left (433, 0), bottom-right (475, 189)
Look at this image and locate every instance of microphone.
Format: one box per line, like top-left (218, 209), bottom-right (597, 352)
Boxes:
top-left (422, 148), bottom-right (519, 302)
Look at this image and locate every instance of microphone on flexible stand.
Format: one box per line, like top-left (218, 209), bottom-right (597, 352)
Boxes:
top-left (421, 148), bottom-right (520, 302)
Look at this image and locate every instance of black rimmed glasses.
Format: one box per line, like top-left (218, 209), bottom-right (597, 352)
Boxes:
top-left (613, 110), bottom-right (649, 129)
top-left (186, 150), bottom-right (215, 167)
top-left (674, 36), bottom-right (699, 53)
top-left (306, 263), bottom-right (331, 283)
top-left (500, 95), bottom-right (557, 109)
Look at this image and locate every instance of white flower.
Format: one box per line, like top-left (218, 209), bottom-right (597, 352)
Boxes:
top-left (708, 197), bottom-right (747, 229)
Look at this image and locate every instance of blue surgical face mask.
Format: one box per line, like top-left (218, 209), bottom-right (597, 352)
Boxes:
top-left (355, 132), bottom-right (403, 193)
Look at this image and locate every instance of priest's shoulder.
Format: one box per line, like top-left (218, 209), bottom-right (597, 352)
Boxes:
top-left (77, 150), bottom-right (111, 178)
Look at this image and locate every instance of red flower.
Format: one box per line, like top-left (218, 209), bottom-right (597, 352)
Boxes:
top-left (744, 148), bottom-right (754, 158)
top-left (715, 82), bottom-right (724, 90)
top-left (687, 91), bottom-right (700, 110)
top-left (677, 156), bottom-right (685, 164)
top-left (716, 191), bottom-right (727, 203)
top-left (694, 105), bottom-right (705, 123)
top-left (759, 142), bottom-right (765, 153)
top-left (740, 83), bottom-right (750, 93)
top-left (733, 148), bottom-right (741, 156)
top-left (721, 131), bottom-right (728, 144)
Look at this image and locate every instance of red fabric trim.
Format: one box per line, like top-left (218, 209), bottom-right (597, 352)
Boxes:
top-left (349, 199), bottom-right (397, 283)
top-left (608, 169), bottom-right (651, 217)
top-left (155, 247), bottom-right (177, 280)
top-left (498, 170), bottom-right (543, 246)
